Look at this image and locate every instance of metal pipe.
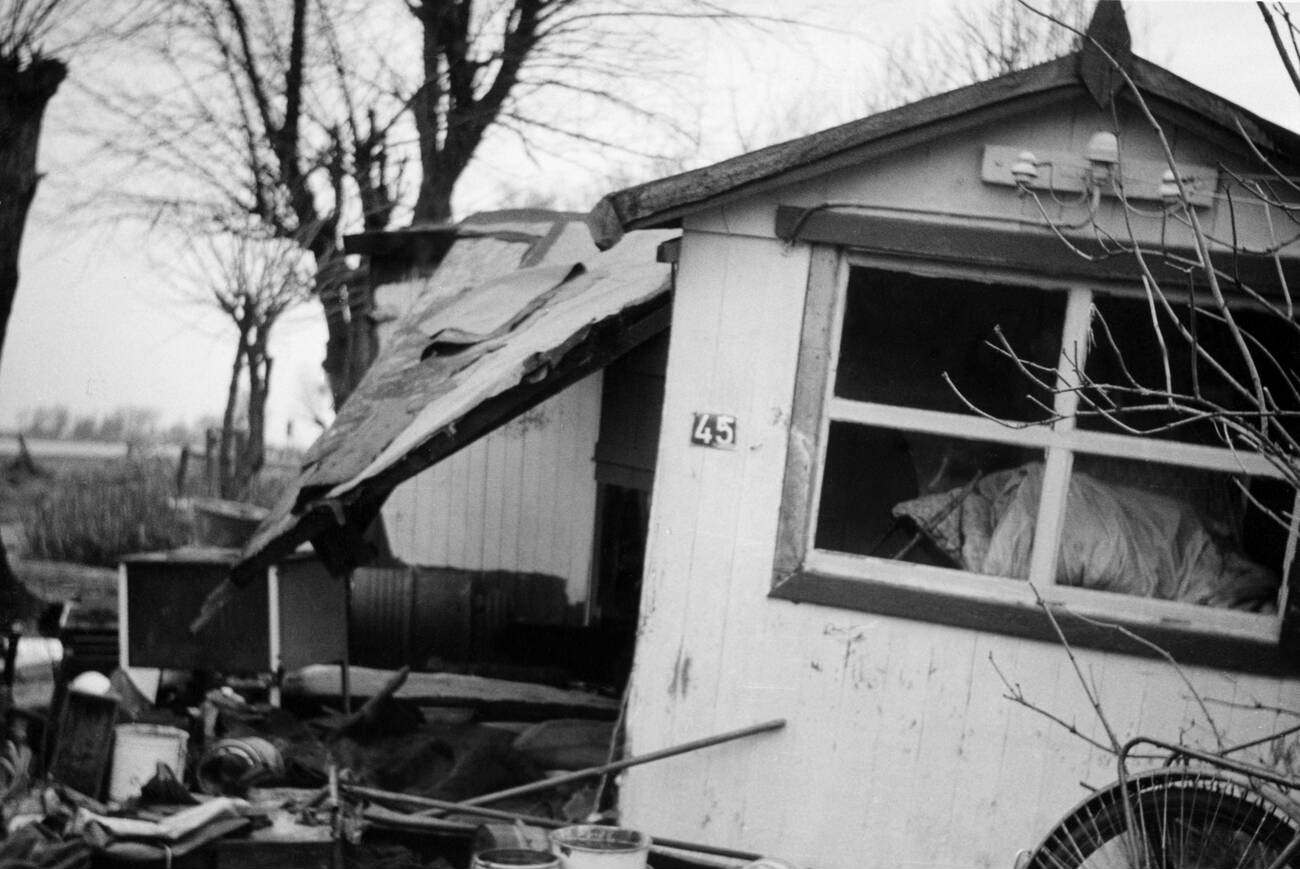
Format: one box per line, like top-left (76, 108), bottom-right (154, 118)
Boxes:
top-left (344, 783), bottom-right (763, 862)
top-left (453, 718), bottom-right (785, 809)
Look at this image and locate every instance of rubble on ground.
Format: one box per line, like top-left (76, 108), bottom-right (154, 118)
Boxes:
top-left (0, 665), bottom-right (625, 869)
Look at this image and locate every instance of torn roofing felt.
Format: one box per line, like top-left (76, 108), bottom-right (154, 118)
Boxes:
top-left (206, 212), bottom-right (675, 620)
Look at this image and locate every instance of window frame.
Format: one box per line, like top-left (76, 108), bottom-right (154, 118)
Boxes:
top-left (771, 245), bottom-right (1298, 675)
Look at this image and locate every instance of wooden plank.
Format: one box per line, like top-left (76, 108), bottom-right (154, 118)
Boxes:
top-left (568, 377), bottom-right (601, 596)
top-left (980, 144), bottom-right (1216, 207)
top-left (481, 429), bottom-right (506, 569)
top-left (498, 410), bottom-right (526, 573)
top-left (769, 569), bottom-right (1293, 675)
top-left (447, 448), bottom-right (474, 567)
top-left (772, 246), bottom-right (840, 580)
top-left (516, 416), bottom-right (545, 578)
top-left (283, 664), bottom-right (619, 720)
top-left (773, 205), bottom-right (1300, 294)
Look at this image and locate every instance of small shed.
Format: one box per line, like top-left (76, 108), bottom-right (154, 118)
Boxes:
top-left (226, 4), bottom-right (1300, 866)
top-left (583, 5), bottom-right (1300, 866)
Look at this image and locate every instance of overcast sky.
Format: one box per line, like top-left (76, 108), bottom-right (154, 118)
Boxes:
top-left (2, 0), bottom-right (1296, 448)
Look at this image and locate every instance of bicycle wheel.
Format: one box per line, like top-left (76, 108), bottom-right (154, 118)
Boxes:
top-left (1025, 769), bottom-right (1300, 869)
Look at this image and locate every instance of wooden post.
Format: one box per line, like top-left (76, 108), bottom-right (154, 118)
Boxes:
top-left (340, 570), bottom-right (353, 715)
top-left (175, 444), bottom-right (190, 496)
top-left (204, 429), bottom-right (217, 496)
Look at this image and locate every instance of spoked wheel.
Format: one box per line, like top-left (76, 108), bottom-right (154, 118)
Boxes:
top-left (1025, 769), bottom-right (1300, 869)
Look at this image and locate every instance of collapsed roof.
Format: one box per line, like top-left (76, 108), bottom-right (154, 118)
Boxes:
top-left (200, 211), bottom-right (674, 625)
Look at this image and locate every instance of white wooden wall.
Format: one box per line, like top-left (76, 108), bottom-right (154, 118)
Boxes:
top-left (622, 99), bottom-right (1300, 869)
top-left (381, 373), bottom-right (602, 604)
top-left (373, 218), bottom-right (605, 605)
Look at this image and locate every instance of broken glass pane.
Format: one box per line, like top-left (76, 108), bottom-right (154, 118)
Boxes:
top-left (1080, 295), bottom-right (1300, 448)
top-left (815, 424), bottom-right (1043, 578)
top-left (835, 267), bottom-right (1066, 423)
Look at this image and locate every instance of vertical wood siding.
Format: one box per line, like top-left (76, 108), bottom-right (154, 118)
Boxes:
top-left (380, 373), bottom-right (602, 604)
top-left (624, 228), bottom-right (1300, 869)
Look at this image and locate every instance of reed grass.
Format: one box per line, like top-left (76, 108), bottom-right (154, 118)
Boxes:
top-left (22, 458), bottom-right (192, 566)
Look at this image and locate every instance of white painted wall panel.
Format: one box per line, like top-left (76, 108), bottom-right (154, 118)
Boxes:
top-left (624, 229), bottom-right (1300, 869)
top-left (381, 372), bottom-right (602, 603)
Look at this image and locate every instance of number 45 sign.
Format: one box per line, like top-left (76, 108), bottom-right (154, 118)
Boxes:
top-left (690, 413), bottom-right (738, 450)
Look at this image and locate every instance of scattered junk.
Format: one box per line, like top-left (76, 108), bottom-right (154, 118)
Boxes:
top-left (105, 723), bottom-right (188, 803)
top-left (550, 826), bottom-right (651, 869)
top-left (2, 611), bottom-right (790, 869)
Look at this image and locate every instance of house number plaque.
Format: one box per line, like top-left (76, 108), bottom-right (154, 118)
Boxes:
top-left (690, 413), bottom-right (737, 449)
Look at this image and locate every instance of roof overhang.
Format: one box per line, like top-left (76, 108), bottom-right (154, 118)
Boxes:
top-left (588, 43), bottom-right (1300, 250)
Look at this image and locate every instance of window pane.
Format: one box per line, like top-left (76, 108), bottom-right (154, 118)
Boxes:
top-left (815, 423), bottom-right (1044, 578)
top-left (835, 268), bottom-right (1066, 422)
top-left (1058, 455), bottom-right (1284, 611)
top-left (1081, 296), bottom-right (1300, 447)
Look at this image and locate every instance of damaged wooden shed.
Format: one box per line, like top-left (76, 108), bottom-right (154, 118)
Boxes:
top-left (223, 4), bottom-right (1300, 866)
top-left (215, 209), bottom-right (674, 686)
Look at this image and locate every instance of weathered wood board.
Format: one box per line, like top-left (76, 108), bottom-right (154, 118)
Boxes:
top-left (284, 665), bottom-right (619, 720)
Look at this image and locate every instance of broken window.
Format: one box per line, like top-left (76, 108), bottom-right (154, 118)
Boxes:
top-left (781, 257), bottom-right (1297, 649)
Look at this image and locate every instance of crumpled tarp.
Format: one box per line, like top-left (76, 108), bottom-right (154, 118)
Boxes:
top-left (893, 462), bottom-right (1278, 610)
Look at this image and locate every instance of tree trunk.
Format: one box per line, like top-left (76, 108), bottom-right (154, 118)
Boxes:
top-left (0, 55), bottom-right (66, 356)
top-left (310, 240), bottom-right (361, 410)
top-left (412, 158), bottom-right (456, 225)
top-left (233, 330), bottom-right (270, 499)
top-left (218, 333), bottom-right (247, 499)
top-left (0, 54), bottom-right (67, 620)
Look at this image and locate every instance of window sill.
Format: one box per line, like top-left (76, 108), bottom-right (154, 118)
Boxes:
top-left (769, 560), bottom-right (1296, 677)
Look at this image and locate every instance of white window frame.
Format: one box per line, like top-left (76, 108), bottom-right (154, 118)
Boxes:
top-left (776, 248), bottom-right (1296, 650)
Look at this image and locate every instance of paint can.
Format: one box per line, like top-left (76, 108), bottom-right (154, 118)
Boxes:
top-left (107, 724), bottom-right (188, 803)
top-left (550, 825), bottom-right (651, 869)
top-left (472, 849), bottom-right (561, 869)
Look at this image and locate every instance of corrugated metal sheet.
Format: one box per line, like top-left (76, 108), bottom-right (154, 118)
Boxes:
top-left (218, 212), bottom-right (674, 603)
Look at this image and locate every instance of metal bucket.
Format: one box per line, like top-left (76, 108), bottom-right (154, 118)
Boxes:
top-left (472, 849), bottom-right (561, 869)
top-left (550, 826), bottom-right (651, 869)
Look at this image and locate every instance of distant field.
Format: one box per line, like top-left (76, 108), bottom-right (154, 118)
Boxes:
top-left (0, 435), bottom-right (138, 459)
top-left (0, 435), bottom-right (300, 478)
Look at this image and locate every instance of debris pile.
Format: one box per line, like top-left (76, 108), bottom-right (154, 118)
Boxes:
top-left (0, 653), bottom-right (788, 868)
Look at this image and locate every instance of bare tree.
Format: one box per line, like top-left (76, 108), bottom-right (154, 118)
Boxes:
top-left (997, 3), bottom-right (1300, 513)
top-left (188, 233), bottom-right (313, 499)
top-left (403, 1), bottom-right (804, 221)
top-left (0, 9), bottom-right (64, 363)
top-left (869, 0), bottom-right (1090, 111)
top-left (93, 1), bottom-right (814, 406)
top-left (91, 0), bottom-right (404, 407)
top-left (0, 0), bottom-right (156, 619)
